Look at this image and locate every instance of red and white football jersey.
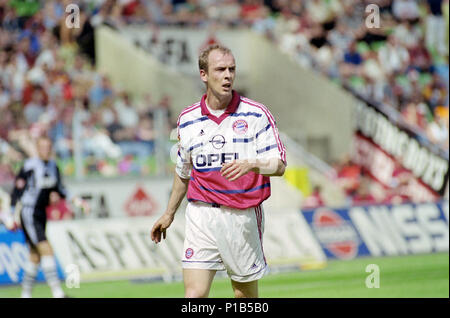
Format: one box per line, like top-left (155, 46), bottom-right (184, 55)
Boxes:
top-left (176, 91), bottom-right (286, 209)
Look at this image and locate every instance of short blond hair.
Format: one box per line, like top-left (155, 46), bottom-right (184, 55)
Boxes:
top-left (198, 44), bottom-right (233, 73)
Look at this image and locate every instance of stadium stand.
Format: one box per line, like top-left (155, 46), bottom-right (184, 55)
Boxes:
top-left (0, 0), bottom-right (448, 211)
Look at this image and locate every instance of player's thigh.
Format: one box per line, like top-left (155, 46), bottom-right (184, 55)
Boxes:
top-left (33, 210), bottom-right (52, 256)
top-left (218, 205), bottom-right (267, 282)
top-left (28, 245), bottom-right (41, 264)
top-left (36, 240), bottom-right (54, 256)
top-left (182, 202), bottom-right (225, 270)
top-left (231, 279), bottom-right (258, 298)
top-left (183, 269), bottom-right (216, 298)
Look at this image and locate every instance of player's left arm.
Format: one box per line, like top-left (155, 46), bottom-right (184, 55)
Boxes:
top-left (3, 166), bottom-right (27, 231)
top-left (55, 164), bottom-right (90, 215)
top-left (221, 157), bottom-right (285, 181)
top-left (252, 157), bottom-right (286, 176)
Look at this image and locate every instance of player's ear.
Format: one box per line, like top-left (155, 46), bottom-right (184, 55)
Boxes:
top-left (199, 69), bottom-right (208, 83)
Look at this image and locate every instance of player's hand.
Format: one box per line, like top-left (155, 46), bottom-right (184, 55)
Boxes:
top-left (151, 212), bottom-right (174, 244)
top-left (1, 212), bottom-right (19, 232)
top-left (8, 221), bottom-right (19, 232)
top-left (220, 160), bottom-right (256, 181)
top-left (73, 197), bottom-right (90, 215)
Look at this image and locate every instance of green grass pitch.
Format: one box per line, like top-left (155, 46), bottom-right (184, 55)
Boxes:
top-left (0, 253), bottom-right (448, 298)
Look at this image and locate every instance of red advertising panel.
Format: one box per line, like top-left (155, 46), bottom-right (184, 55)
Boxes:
top-left (352, 100), bottom-right (449, 200)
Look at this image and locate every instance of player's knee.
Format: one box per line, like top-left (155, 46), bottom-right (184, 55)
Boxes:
top-left (36, 241), bottom-right (53, 256)
top-left (232, 280), bottom-right (258, 298)
top-left (184, 287), bottom-right (209, 298)
top-left (233, 287), bottom-right (247, 298)
top-left (29, 250), bottom-right (40, 264)
top-left (233, 288), bottom-right (258, 298)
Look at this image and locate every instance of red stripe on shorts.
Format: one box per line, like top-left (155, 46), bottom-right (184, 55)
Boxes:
top-left (255, 205), bottom-right (266, 264)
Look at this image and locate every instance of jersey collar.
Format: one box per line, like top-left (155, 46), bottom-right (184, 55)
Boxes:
top-left (200, 90), bottom-right (240, 124)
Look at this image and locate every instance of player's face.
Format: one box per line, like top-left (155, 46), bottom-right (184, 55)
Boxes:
top-left (37, 138), bottom-right (52, 161)
top-left (201, 50), bottom-right (236, 99)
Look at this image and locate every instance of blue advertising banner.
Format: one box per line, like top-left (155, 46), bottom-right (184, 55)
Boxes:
top-left (0, 225), bottom-right (65, 285)
top-left (301, 201), bottom-right (449, 260)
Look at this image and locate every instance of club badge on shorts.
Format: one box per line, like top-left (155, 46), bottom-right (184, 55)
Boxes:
top-left (185, 248), bottom-right (194, 259)
top-left (232, 119), bottom-right (248, 135)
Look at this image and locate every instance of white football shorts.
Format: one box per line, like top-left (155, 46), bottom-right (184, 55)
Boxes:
top-left (182, 201), bottom-right (268, 283)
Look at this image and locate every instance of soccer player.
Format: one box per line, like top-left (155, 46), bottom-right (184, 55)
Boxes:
top-left (8, 136), bottom-right (89, 298)
top-left (151, 44), bottom-right (287, 298)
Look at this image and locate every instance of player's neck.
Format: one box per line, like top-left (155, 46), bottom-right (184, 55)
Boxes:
top-left (206, 90), bottom-right (232, 111)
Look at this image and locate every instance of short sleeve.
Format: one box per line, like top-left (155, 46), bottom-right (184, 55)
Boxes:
top-left (175, 125), bottom-right (192, 179)
top-left (255, 109), bottom-right (287, 165)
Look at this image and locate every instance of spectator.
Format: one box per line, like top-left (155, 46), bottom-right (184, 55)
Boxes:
top-left (136, 116), bottom-right (155, 155)
top-left (115, 92), bottom-right (139, 128)
top-left (351, 177), bottom-right (377, 205)
top-left (41, 0), bottom-right (64, 31)
top-left (427, 107), bottom-right (449, 148)
top-left (205, 0), bottom-right (241, 26)
top-left (392, 0), bottom-right (421, 23)
top-left (46, 191), bottom-right (74, 221)
top-left (302, 185), bottom-right (325, 209)
top-left (144, 0), bottom-right (173, 25)
top-left (343, 41), bottom-right (363, 65)
top-left (98, 96), bottom-right (117, 127)
top-left (422, 72), bottom-right (448, 111)
top-left (24, 87), bottom-right (46, 124)
top-left (121, 0), bottom-right (152, 24)
top-left (0, 81), bottom-right (10, 110)
top-left (240, 0), bottom-right (266, 25)
top-left (408, 40), bottom-right (433, 72)
top-left (0, 136), bottom-right (23, 163)
top-left (138, 92), bottom-right (157, 119)
top-left (334, 156), bottom-right (362, 196)
top-left (425, 0), bottom-right (448, 56)
top-left (327, 21), bottom-right (354, 51)
top-left (252, 5), bottom-right (276, 39)
top-left (106, 110), bottom-right (126, 144)
top-left (338, 0), bottom-right (365, 34)
top-left (49, 105), bottom-right (73, 160)
top-left (1, 4), bottom-right (21, 31)
top-left (82, 122), bottom-right (122, 159)
top-left (89, 74), bottom-right (113, 108)
top-left (382, 73), bottom-right (403, 107)
top-left (383, 165), bottom-right (413, 204)
top-left (340, 40), bottom-right (363, 78)
top-left (400, 101), bottom-right (420, 127)
top-left (378, 34), bottom-right (410, 75)
top-left (393, 21), bottom-right (422, 49)
top-left (306, 0), bottom-right (337, 27)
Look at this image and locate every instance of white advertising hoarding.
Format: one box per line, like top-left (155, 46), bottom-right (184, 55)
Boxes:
top-left (120, 26), bottom-right (252, 78)
top-left (66, 178), bottom-right (173, 218)
top-left (47, 209), bottom-right (326, 281)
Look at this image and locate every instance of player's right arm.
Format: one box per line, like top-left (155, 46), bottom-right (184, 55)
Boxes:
top-left (10, 166), bottom-right (27, 208)
top-left (150, 173), bottom-right (189, 244)
top-left (151, 123), bottom-right (192, 244)
top-left (3, 166), bottom-right (28, 231)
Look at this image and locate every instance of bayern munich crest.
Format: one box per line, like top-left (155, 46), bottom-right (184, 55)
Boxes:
top-left (232, 119), bottom-right (248, 135)
top-left (185, 248), bottom-right (194, 259)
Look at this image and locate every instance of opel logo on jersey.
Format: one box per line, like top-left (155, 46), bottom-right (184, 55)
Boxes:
top-left (195, 152), bottom-right (239, 167)
top-left (209, 134), bottom-right (226, 149)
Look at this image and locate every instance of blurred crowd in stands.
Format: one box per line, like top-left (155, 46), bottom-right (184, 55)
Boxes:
top-left (0, 0), bottom-right (448, 209)
top-left (272, 0), bottom-right (449, 153)
top-left (0, 0), bottom-right (179, 183)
